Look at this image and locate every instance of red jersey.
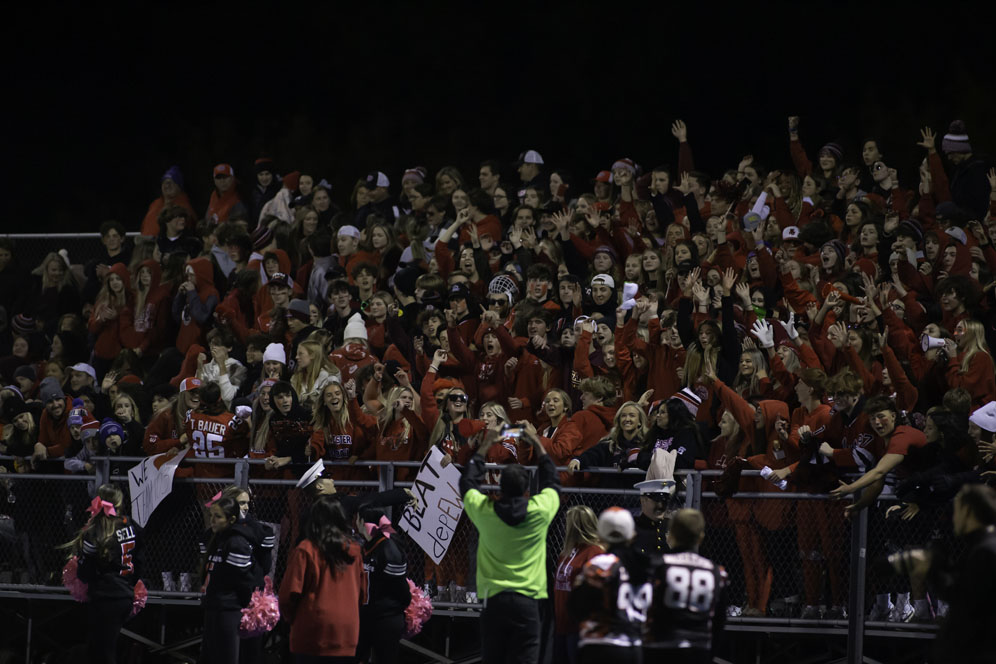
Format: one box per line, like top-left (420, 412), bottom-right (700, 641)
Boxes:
top-left (183, 410), bottom-right (249, 478)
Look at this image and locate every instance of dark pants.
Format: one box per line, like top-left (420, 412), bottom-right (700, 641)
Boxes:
top-left (201, 608), bottom-right (242, 664)
top-left (481, 591), bottom-right (540, 664)
top-left (295, 656), bottom-right (356, 663)
top-left (87, 597), bottom-right (133, 664)
top-left (240, 633), bottom-right (262, 664)
top-left (356, 612), bottom-right (405, 664)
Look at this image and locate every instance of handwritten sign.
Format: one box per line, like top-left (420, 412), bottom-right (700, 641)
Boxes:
top-left (127, 452), bottom-right (185, 527)
top-left (398, 447), bottom-right (464, 564)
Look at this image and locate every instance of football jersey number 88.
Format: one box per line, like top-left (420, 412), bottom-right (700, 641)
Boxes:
top-left (191, 430), bottom-right (224, 458)
top-left (663, 567), bottom-right (714, 613)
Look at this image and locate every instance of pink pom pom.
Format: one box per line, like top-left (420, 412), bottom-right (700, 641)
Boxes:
top-left (62, 556), bottom-right (89, 603)
top-left (131, 580), bottom-right (148, 617)
top-left (240, 576), bottom-right (281, 638)
top-left (404, 578), bottom-right (433, 637)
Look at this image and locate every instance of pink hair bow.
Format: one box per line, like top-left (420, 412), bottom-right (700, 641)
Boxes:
top-left (364, 515), bottom-right (396, 539)
top-left (204, 491), bottom-right (223, 507)
top-left (86, 496), bottom-right (117, 519)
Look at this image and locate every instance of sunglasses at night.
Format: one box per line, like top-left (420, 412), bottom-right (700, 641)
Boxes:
top-left (448, 394), bottom-right (469, 404)
top-left (487, 299), bottom-right (506, 307)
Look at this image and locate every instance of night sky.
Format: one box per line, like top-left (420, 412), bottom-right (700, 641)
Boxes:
top-left (8, 5), bottom-right (994, 232)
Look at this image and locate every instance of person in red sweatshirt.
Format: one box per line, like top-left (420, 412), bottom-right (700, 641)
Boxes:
top-left (830, 395), bottom-right (930, 622)
top-left (141, 165), bottom-right (197, 236)
top-left (206, 163), bottom-right (246, 224)
top-left (88, 263), bottom-right (133, 377)
top-left (172, 258), bottom-right (219, 354)
top-left (119, 259), bottom-right (170, 358)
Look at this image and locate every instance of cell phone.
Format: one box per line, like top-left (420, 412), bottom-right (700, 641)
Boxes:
top-left (501, 425), bottom-right (524, 439)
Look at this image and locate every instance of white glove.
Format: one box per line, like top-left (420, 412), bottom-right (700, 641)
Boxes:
top-left (620, 282), bottom-right (639, 311)
top-left (778, 312), bottom-right (800, 341)
top-left (234, 405), bottom-right (252, 421)
top-left (751, 319), bottom-right (775, 348)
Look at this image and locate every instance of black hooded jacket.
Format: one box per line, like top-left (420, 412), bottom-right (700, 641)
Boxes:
top-left (269, 382), bottom-right (313, 464)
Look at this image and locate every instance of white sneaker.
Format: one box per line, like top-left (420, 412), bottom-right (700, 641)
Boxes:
top-left (179, 573), bottom-right (193, 593)
top-left (936, 600), bottom-right (949, 618)
top-left (868, 600), bottom-right (894, 622)
top-left (726, 605), bottom-right (743, 617)
top-left (890, 602), bottom-right (914, 623)
top-left (161, 572), bottom-right (177, 592)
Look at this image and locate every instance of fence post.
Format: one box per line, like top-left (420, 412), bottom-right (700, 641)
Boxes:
top-left (846, 494), bottom-right (869, 663)
top-left (234, 459), bottom-right (249, 489)
top-left (692, 471), bottom-right (703, 510)
top-left (93, 457), bottom-right (110, 496)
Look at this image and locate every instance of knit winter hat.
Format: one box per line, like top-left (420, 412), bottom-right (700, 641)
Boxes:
top-left (254, 157), bottom-right (276, 175)
top-left (251, 225), bottom-right (273, 250)
top-left (343, 312), bottom-right (368, 341)
top-left (611, 158), bottom-right (636, 175)
top-left (39, 377), bottom-right (64, 404)
top-left (402, 167), bottom-right (427, 185)
top-left (822, 239), bottom-right (847, 267)
top-left (286, 299), bottom-right (311, 323)
top-left (13, 365), bottom-right (36, 382)
top-left (818, 142), bottom-right (844, 162)
top-left (941, 120), bottom-right (972, 154)
top-left (669, 387), bottom-right (702, 417)
top-left (67, 398), bottom-right (95, 428)
top-left (263, 343), bottom-right (286, 365)
top-left (11, 314), bottom-right (35, 336)
top-left (161, 165), bottom-right (184, 189)
top-left (969, 401), bottom-right (996, 433)
top-left (897, 219), bottom-right (924, 244)
top-left (98, 418), bottom-right (124, 446)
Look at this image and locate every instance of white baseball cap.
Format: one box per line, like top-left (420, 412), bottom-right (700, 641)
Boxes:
top-left (597, 507), bottom-right (635, 544)
top-left (518, 149), bottom-right (544, 165)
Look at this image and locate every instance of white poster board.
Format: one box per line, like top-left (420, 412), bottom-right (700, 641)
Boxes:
top-left (398, 447), bottom-right (465, 564)
top-left (127, 451), bottom-right (186, 527)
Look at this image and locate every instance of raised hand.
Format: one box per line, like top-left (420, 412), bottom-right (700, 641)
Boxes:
top-left (778, 312), bottom-right (800, 340)
top-left (691, 281), bottom-right (709, 306)
top-left (671, 119), bottom-right (688, 142)
top-left (720, 267), bottom-right (737, 295)
top-left (674, 172), bottom-right (693, 195)
top-left (917, 127), bottom-right (937, 153)
top-left (787, 116), bottom-right (800, 133)
top-left (735, 282), bottom-right (752, 306)
top-left (988, 168), bottom-right (996, 192)
top-left (432, 348), bottom-right (448, 368)
top-left (750, 319), bottom-right (775, 348)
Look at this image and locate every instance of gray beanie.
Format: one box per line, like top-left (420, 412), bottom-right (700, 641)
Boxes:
top-left (39, 377), bottom-right (65, 404)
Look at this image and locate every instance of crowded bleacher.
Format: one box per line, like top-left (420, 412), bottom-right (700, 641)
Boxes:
top-left (1, 114), bottom-right (995, 660)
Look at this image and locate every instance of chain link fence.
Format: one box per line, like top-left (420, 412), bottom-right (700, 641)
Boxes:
top-left (0, 456), bottom-right (941, 661)
top-left (2, 233), bottom-right (147, 286)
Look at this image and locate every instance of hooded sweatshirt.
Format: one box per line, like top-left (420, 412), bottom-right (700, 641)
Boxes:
top-left (173, 257), bottom-right (219, 354)
top-left (459, 450), bottom-right (560, 600)
top-left (120, 259), bottom-right (170, 355)
top-left (88, 263), bottom-right (133, 360)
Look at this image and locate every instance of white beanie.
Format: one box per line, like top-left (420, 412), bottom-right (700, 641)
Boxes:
top-left (970, 401), bottom-right (996, 433)
top-left (343, 312), bottom-right (368, 342)
top-left (263, 343), bottom-right (286, 365)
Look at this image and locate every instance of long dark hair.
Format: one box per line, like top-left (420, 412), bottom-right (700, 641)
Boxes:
top-left (305, 496), bottom-right (355, 569)
top-left (199, 496), bottom-right (241, 579)
top-left (63, 484), bottom-right (126, 563)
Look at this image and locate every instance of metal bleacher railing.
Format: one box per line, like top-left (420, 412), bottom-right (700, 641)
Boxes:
top-left (0, 456), bottom-right (938, 662)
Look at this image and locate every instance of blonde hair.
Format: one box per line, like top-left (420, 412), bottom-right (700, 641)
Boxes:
top-left (33, 252), bottom-right (76, 291)
top-left (561, 505), bottom-right (601, 556)
top-left (604, 401), bottom-right (648, 453)
top-left (312, 381), bottom-right (350, 434)
top-left (958, 319), bottom-right (991, 374)
top-left (291, 340), bottom-right (336, 399)
top-left (480, 401), bottom-right (511, 428)
top-left (733, 349), bottom-right (768, 399)
top-left (113, 393), bottom-right (141, 423)
top-left (378, 385), bottom-right (413, 440)
top-left (95, 271), bottom-right (128, 311)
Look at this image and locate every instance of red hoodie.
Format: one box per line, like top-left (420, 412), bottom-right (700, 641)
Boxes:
top-left (175, 258), bottom-right (219, 354)
top-left (88, 263), bottom-right (134, 360)
top-left (120, 259), bottom-right (170, 355)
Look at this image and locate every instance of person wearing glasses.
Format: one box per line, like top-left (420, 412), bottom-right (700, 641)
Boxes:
top-left (419, 351), bottom-right (487, 601)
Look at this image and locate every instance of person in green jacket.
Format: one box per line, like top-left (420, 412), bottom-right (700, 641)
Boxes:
top-left (459, 427), bottom-right (561, 664)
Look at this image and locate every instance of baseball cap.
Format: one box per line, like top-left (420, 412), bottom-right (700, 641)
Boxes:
top-left (593, 170), bottom-right (613, 184)
top-left (591, 274), bottom-right (615, 289)
top-left (268, 272), bottom-right (291, 289)
top-left (179, 377), bottom-right (203, 393)
top-left (213, 163), bottom-right (234, 178)
top-left (782, 226), bottom-right (801, 242)
top-left (337, 225), bottom-right (361, 239)
top-left (517, 150), bottom-right (544, 166)
top-left (597, 507), bottom-right (635, 544)
top-left (970, 401), bottom-right (996, 433)
top-left (362, 171), bottom-right (390, 189)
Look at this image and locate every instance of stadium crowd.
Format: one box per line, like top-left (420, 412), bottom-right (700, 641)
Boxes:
top-left (2, 114), bottom-right (996, 660)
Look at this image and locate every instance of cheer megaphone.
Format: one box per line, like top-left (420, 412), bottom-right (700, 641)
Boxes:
top-left (921, 335), bottom-right (945, 352)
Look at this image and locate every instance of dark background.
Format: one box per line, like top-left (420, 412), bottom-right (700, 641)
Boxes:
top-left (7, 4), bottom-right (994, 233)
